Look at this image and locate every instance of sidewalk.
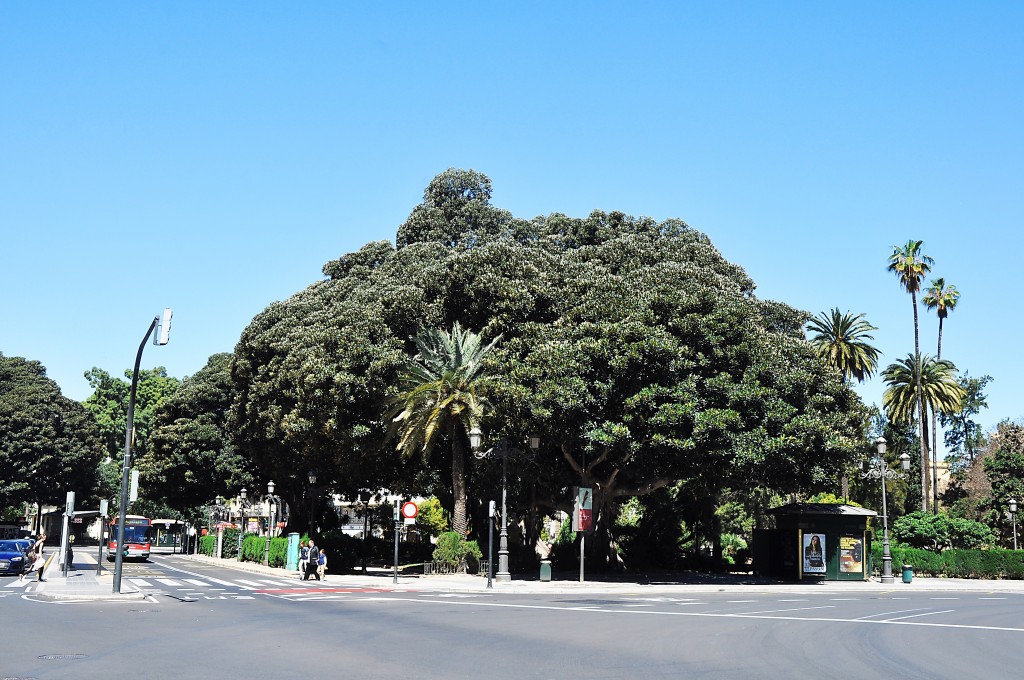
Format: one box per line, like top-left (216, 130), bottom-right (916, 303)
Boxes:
top-left (29, 549), bottom-right (1024, 601)
top-left (28, 549), bottom-right (146, 602)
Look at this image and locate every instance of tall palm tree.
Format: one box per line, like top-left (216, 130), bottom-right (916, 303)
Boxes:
top-left (887, 240), bottom-right (934, 511)
top-left (922, 278), bottom-right (960, 512)
top-left (806, 308), bottom-right (881, 384)
top-left (882, 354), bottom-right (966, 504)
top-left (392, 322), bottom-right (500, 536)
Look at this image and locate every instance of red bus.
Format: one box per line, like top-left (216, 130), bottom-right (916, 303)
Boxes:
top-left (107, 515), bottom-right (153, 561)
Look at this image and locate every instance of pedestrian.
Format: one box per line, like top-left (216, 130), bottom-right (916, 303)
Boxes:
top-left (64, 534), bottom-right (75, 571)
top-left (304, 539), bottom-right (320, 581)
top-left (317, 548), bottom-right (328, 582)
top-left (19, 548), bottom-right (36, 583)
top-left (31, 534), bottom-right (47, 582)
top-left (298, 539), bottom-right (309, 577)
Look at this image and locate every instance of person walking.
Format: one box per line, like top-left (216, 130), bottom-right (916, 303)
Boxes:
top-left (304, 540), bottom-right (320, 581)
top-left (298, 540), bottom-right (309, 577)
top-left (31, 534), bottom-right (47, 582)
top-left (317, 548), bottom-right (328, 582)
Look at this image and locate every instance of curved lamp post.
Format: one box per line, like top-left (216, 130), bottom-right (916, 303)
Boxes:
top-left (861, 437), bottom-right (911, 584)
top-left (112, 309), bottom-right (172, 594)
top-left (262, 481), bottom-right (283, 567)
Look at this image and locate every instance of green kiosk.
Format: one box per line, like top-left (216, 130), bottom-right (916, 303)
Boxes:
top-left (756, 503), bottom-right (876, 581)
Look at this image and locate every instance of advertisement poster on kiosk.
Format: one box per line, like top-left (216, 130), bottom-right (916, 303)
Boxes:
top-left (802, 532), bottom-right (826, 574)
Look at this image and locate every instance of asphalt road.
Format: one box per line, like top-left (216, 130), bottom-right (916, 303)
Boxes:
top-left (3, 555), bottom-right (1024, 679)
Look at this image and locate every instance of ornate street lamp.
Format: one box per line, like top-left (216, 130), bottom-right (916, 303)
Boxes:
top-left (471, 429), bottom-right (540, 583)
top-left (307, 470), bottom-right (317, 535)
top-left (262, 481), bottom-right (283, 567)
top-left (236, 489), bottom-right (252, 562)
top-left (861, 437), bottom-right (910, 584)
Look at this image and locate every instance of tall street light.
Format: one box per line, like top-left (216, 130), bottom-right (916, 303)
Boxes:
top-left (861, 436), bottom-right (910, 584)
top-left (113, 308), bottom-right (172, 594)
top-left (470, 427), bottom-right (539, 583)
top-left (1009, 498), bottom-right (1018, 551)
top-left (262, 481), bottom-right (283, 567)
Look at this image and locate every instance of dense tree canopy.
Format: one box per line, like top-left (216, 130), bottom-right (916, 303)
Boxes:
top-left (0, 354), bottom-right (103, 518)
top-left (230, 169), bottom-right (869, 553)
top-left (140, 353), bottom-right (253, 513)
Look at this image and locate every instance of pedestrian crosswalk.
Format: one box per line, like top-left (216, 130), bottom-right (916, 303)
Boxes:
top-left (126, 574), bottom-right (396, 602)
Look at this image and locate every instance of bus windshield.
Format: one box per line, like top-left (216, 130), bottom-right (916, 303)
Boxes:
top-left (120, 525), bottom-right (152, 543)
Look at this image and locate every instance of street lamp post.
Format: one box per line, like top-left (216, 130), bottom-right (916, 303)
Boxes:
top-left (236, 489), bottom-right (252, 562)
top-left (861, 437), bottom-right (911, 584)
top-left (469, 427), bottom-right (539, 583)
top-left (262, 481), bottom-right (283, 567)
top-left (112, 309), bottom-right (172, 594)
top-left (307, 470), bottom-right (317, 536)
top-left (1010, 498), bottom-right (1018, 551)
top-left (206, 496), bottom-right (230, 558)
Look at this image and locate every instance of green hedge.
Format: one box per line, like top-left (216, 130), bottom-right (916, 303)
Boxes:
top-left (238, 534), bottom-right (288, 567)
top-left (871, 544), bottom-right (1024, 579)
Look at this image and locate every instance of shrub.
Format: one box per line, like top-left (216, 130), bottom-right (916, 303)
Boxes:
top-left (239, 534), bottom-right (288, 567)
top-left (432, 531), bottom-right (479, 573)
top-left (870, 543), bottom-right (1024, 579)
top-left (891, 511), bottom-right (994, 551)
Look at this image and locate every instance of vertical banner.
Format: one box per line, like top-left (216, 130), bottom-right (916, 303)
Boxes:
top-left (803, 532), bottom-right (826, 574)
top-left (573, 487), bottom-right (593, 532)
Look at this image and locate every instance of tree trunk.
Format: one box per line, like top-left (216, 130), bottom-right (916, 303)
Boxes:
top-left (931, 316), bottom-right (944, 513)
top-left (451, 430), bottom-right (468, 537)
top-left (912, 292), bottom-right (928, 512)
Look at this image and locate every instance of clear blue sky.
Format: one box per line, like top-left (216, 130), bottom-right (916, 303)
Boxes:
top-left (3, 4), bottom-right (1021, 442)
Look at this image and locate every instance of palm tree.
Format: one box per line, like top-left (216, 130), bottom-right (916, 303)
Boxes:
top-left (806, 308), bottom-right (881, 501)
top-left (882, 355), bottom-right (966, 502)
top-left (887, 240), bottom-right (934, 511)
top-left (392, 322), bottom-right (500, 536)
top-left (806, 308), bottom-right (881, 384)
top-left (922, 278), bottom-right (960, 512)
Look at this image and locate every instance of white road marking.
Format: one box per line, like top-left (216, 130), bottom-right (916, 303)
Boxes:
top-left (233, 579), bottom-right (265, 588)
top-left (857, 609), bottom-right (927, 620)
top-left (727, 600), bottom-right (756, 603)
top-left (980, 597), bottom-right (1007, 600)
top-left (155, 578), bottom-right (182, 586)
top-left (128, 578), bottom-right (153, 587)
top-left (359, 597), bottom-right (1024, 634)
top-left (183, 579), bottom-right (210, 586)
top-left (733, 605), bottom-right (836, 615)
top-left (884, 609), bottom-right (955, 622)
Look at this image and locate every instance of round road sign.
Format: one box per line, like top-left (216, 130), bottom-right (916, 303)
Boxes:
top-left (401, 501), bottom-right (418, 519)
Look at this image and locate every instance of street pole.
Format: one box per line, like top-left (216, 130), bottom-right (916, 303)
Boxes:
top-left (880, 456), bottom-right (893, 584)
top-left (487, 500), bottom-right (495, 589)
top-left (113, 314), bottom-right (161, 594)
top-left (237, 489), bottom-right (248, 562)
top-left (1010, 499), bottom-right (1018, 551)
top-left (497, 445), bottom-right (511, 583)
top-left (392, 501), bottom-right (400, 585)
top-left (862, 437), bottom-right (909, 585)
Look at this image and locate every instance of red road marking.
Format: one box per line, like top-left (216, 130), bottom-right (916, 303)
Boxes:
top-left (253, 587), bottom-right (412, 594)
